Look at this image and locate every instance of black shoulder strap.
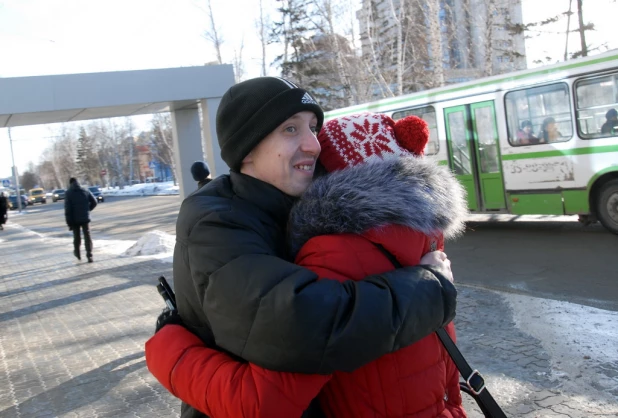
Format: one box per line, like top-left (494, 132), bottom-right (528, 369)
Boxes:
top-left (372, 242), bottom-right (507, 418)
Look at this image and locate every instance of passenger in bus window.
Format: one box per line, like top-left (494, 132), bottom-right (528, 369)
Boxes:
top-left (540, 117), bottom-right (561, 143)
top-left (601, 108), bottom-right (618, 135)
top-left (516, 120), bottom-right (539, 145)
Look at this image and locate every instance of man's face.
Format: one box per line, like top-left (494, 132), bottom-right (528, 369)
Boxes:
top-left (523, 125), bottom-right (532, 134)
top-left (241, 111), bottom-right (320, 197)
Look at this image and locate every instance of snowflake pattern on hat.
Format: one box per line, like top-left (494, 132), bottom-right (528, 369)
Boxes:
top-left (318, 113), bottom-right (412, 172)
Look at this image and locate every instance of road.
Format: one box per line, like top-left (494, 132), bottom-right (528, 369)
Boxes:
top-left (9, 195), bottom-right (618, 312)
top-left (9, 195), bottom-right (180, 241)
top-left (448, 216), bottom-right (618, 312)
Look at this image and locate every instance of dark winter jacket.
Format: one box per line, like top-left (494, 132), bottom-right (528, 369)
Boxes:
top-left (0, 195), bottom-right (7, 223)
top-left (197, 178), bottom-right (211, 189)
top-left (64, 181), bottom-right (97, 226)
top-left (146, 156), bottom-right (468, 418)
top-left (173, 170), bottom-right (457, 418)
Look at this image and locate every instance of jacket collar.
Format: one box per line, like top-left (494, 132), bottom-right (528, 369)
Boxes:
top-left (229, 171), bottom-right (296, 224)
top-left (287, 156), bottom-right (468, 257)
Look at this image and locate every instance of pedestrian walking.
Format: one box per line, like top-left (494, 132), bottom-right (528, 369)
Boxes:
top-left (0, 192), bottom-right (8, 230)
top-left (64, 177), bottom-right (97, 262)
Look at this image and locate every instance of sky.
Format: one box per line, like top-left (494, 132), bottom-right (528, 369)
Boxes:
top-left (1, 0), bottom-right (617, 179)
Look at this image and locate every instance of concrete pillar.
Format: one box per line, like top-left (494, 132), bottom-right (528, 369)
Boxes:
top-left (200, 98), bottom-right (229, 178)
top-left (171, 107), bottom-right (203, 199)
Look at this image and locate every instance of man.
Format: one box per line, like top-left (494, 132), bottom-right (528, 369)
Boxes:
top-left (0, 192), bottom-right (7, 230)
top-left (190, 161), bottom-right (211, 189)
top-left (65, 177), bottom-right (97, 262)
top-left (167, 77), bottom-right (456, 417)
top-left (601, 108), bottom-right (618, 135)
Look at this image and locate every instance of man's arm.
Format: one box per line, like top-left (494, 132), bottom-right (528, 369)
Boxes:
top-left (64, 195), bottom-right (73, 226)
top-left (145, 324), bottom-right (329, 418)
top-left (188, 217), bottom-right (456, 374)
top-left (87, 191), bottom-right (97, 211)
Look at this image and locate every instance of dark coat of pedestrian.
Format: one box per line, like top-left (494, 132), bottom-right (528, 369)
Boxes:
top-left (0, 192), bottom-right (8, 230)
top-left (64, 177), bottom-right (97, 262)
top-left (190, 161), bottom-right (211, 189)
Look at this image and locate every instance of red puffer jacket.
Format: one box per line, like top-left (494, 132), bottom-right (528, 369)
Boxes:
top-left (299, 226), bottom-right (465, 418)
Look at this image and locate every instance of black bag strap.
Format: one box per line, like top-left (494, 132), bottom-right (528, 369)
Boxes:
top-left (372, 242), bottom-right (507, 418)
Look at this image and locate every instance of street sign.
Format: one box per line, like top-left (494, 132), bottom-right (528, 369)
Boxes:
top-left (1, 179), bottom-right (11, 187)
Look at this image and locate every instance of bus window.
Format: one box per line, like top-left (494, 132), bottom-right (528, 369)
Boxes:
top-left (575, 73), bottom-right (618, 138)
top-left (392, 106), bottom-right (439, 155)
top-left (505, 83), bottom-right (573, 146)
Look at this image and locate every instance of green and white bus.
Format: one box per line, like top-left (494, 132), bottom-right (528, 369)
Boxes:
top-left (324, 50), bottom-right (618, 235)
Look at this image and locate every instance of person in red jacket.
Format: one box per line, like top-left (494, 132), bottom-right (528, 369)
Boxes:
top-left (146, 112), bottom-right (468, 418)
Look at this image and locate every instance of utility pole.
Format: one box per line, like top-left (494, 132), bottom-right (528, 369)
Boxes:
top-left (8, 128), bottom-right (23, 212)
top-left (577, 0), bottom-right (588, 57)
top-left (129, 136), bottom-right (134, 184)
top-left (564, 0), bottom-right (573, 61)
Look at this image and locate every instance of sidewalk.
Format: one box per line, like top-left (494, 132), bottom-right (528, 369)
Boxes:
top-left (1, 222), bottom-right (617, 417)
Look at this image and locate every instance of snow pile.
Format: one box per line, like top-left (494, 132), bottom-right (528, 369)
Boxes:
top-left (101, 181), bottom-right (179, 196)
top-left (123, 230), bottom-right (175, 257)
top-left (507, 293), bottom-right (618, 404)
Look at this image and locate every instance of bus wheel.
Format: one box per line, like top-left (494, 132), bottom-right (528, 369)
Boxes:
top-left (597, 179), bottom-right (618, 235)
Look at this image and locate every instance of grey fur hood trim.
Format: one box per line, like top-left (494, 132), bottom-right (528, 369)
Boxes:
top-left (288, 156), bottom-right (468, 257)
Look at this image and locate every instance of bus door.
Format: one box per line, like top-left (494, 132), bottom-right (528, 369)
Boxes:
top-left (444, 101), bottom-right (506, 211)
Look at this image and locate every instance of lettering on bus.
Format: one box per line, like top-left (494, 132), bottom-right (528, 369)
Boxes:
top-left (505, 160), bottom-right (574, 182)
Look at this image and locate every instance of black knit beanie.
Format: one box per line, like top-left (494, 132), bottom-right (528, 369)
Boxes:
top-left (216, 77), bottom-right (324, 171)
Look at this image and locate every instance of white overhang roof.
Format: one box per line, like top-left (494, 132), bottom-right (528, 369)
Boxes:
top-left (0, 64), bottom-right (235, 128)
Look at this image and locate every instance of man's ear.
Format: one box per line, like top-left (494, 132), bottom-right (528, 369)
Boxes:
top-left (239, 151), bottom-right (254, 175)
top-left (242, 151), bottom-right (254, 165)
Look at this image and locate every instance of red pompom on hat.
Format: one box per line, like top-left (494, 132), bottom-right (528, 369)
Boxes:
top-left (317, 112), bottom-right (429, 172)
top-left (393, 114), bottom-right (429, 156)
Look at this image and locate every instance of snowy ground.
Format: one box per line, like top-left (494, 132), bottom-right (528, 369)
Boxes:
top-left (101, 181), bottom-right (179, 196)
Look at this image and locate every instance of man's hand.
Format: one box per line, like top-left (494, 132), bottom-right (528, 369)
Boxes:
top-left (420, 251), bottom-right (453, 283)
top-left (155, 308), bottom-right (184, 333)
top-left (68, 224), bottom-right (73, 231)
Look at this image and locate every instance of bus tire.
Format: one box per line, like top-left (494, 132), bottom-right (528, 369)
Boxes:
top-left (597, 179), bottom-right (618, 235)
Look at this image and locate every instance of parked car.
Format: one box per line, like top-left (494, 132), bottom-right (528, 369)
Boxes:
top-left (51, 189), bottom-right (66, 202)
top-left (88, 186), bottom-right (104, 202)
top-left (7, 194), bottom-right (28, 210)
top-left (28, 188), bottom-right (47, 205)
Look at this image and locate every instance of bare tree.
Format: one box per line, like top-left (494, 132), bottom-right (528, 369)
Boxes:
top-left (358, 0), bottom-right (395, 97)
top-left (149, 113), bottom-right (177, 185)
top-left (387, 0), bottom-right (405, 95)
top-left (256, 0), bottom-right (270, 76)
top-left (426, 0), bottom-right (445, 84)
top-left (36, 160), bottom-right (60, 190)
top-left (51, 125), bottom-right (78, 186)
top-left (20, 164), bottom-right (38, 190)
top-left (204, 0), bottom-right (224, 64)
top-left (483, 0), bottom-right (497, 77)
top-left (233, 37), bottom-right (245, 82)
top-left (308, 0), bottom-right (354, 106)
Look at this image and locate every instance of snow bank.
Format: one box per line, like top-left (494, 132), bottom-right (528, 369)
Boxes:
top-left (123, 230), bottom-right (175, 257)
top-left (101, 181), bottom-right (179, 196)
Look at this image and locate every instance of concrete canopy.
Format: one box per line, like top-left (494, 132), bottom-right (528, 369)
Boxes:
top-left (0, 65), bottom-right (236, 198)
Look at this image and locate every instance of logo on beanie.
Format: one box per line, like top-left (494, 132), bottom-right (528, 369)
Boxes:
top-left (301, 92), bottom-right (318, 105)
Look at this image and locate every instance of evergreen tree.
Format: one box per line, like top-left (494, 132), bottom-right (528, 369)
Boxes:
top-left (75, 127), bottom-right (97, 185)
